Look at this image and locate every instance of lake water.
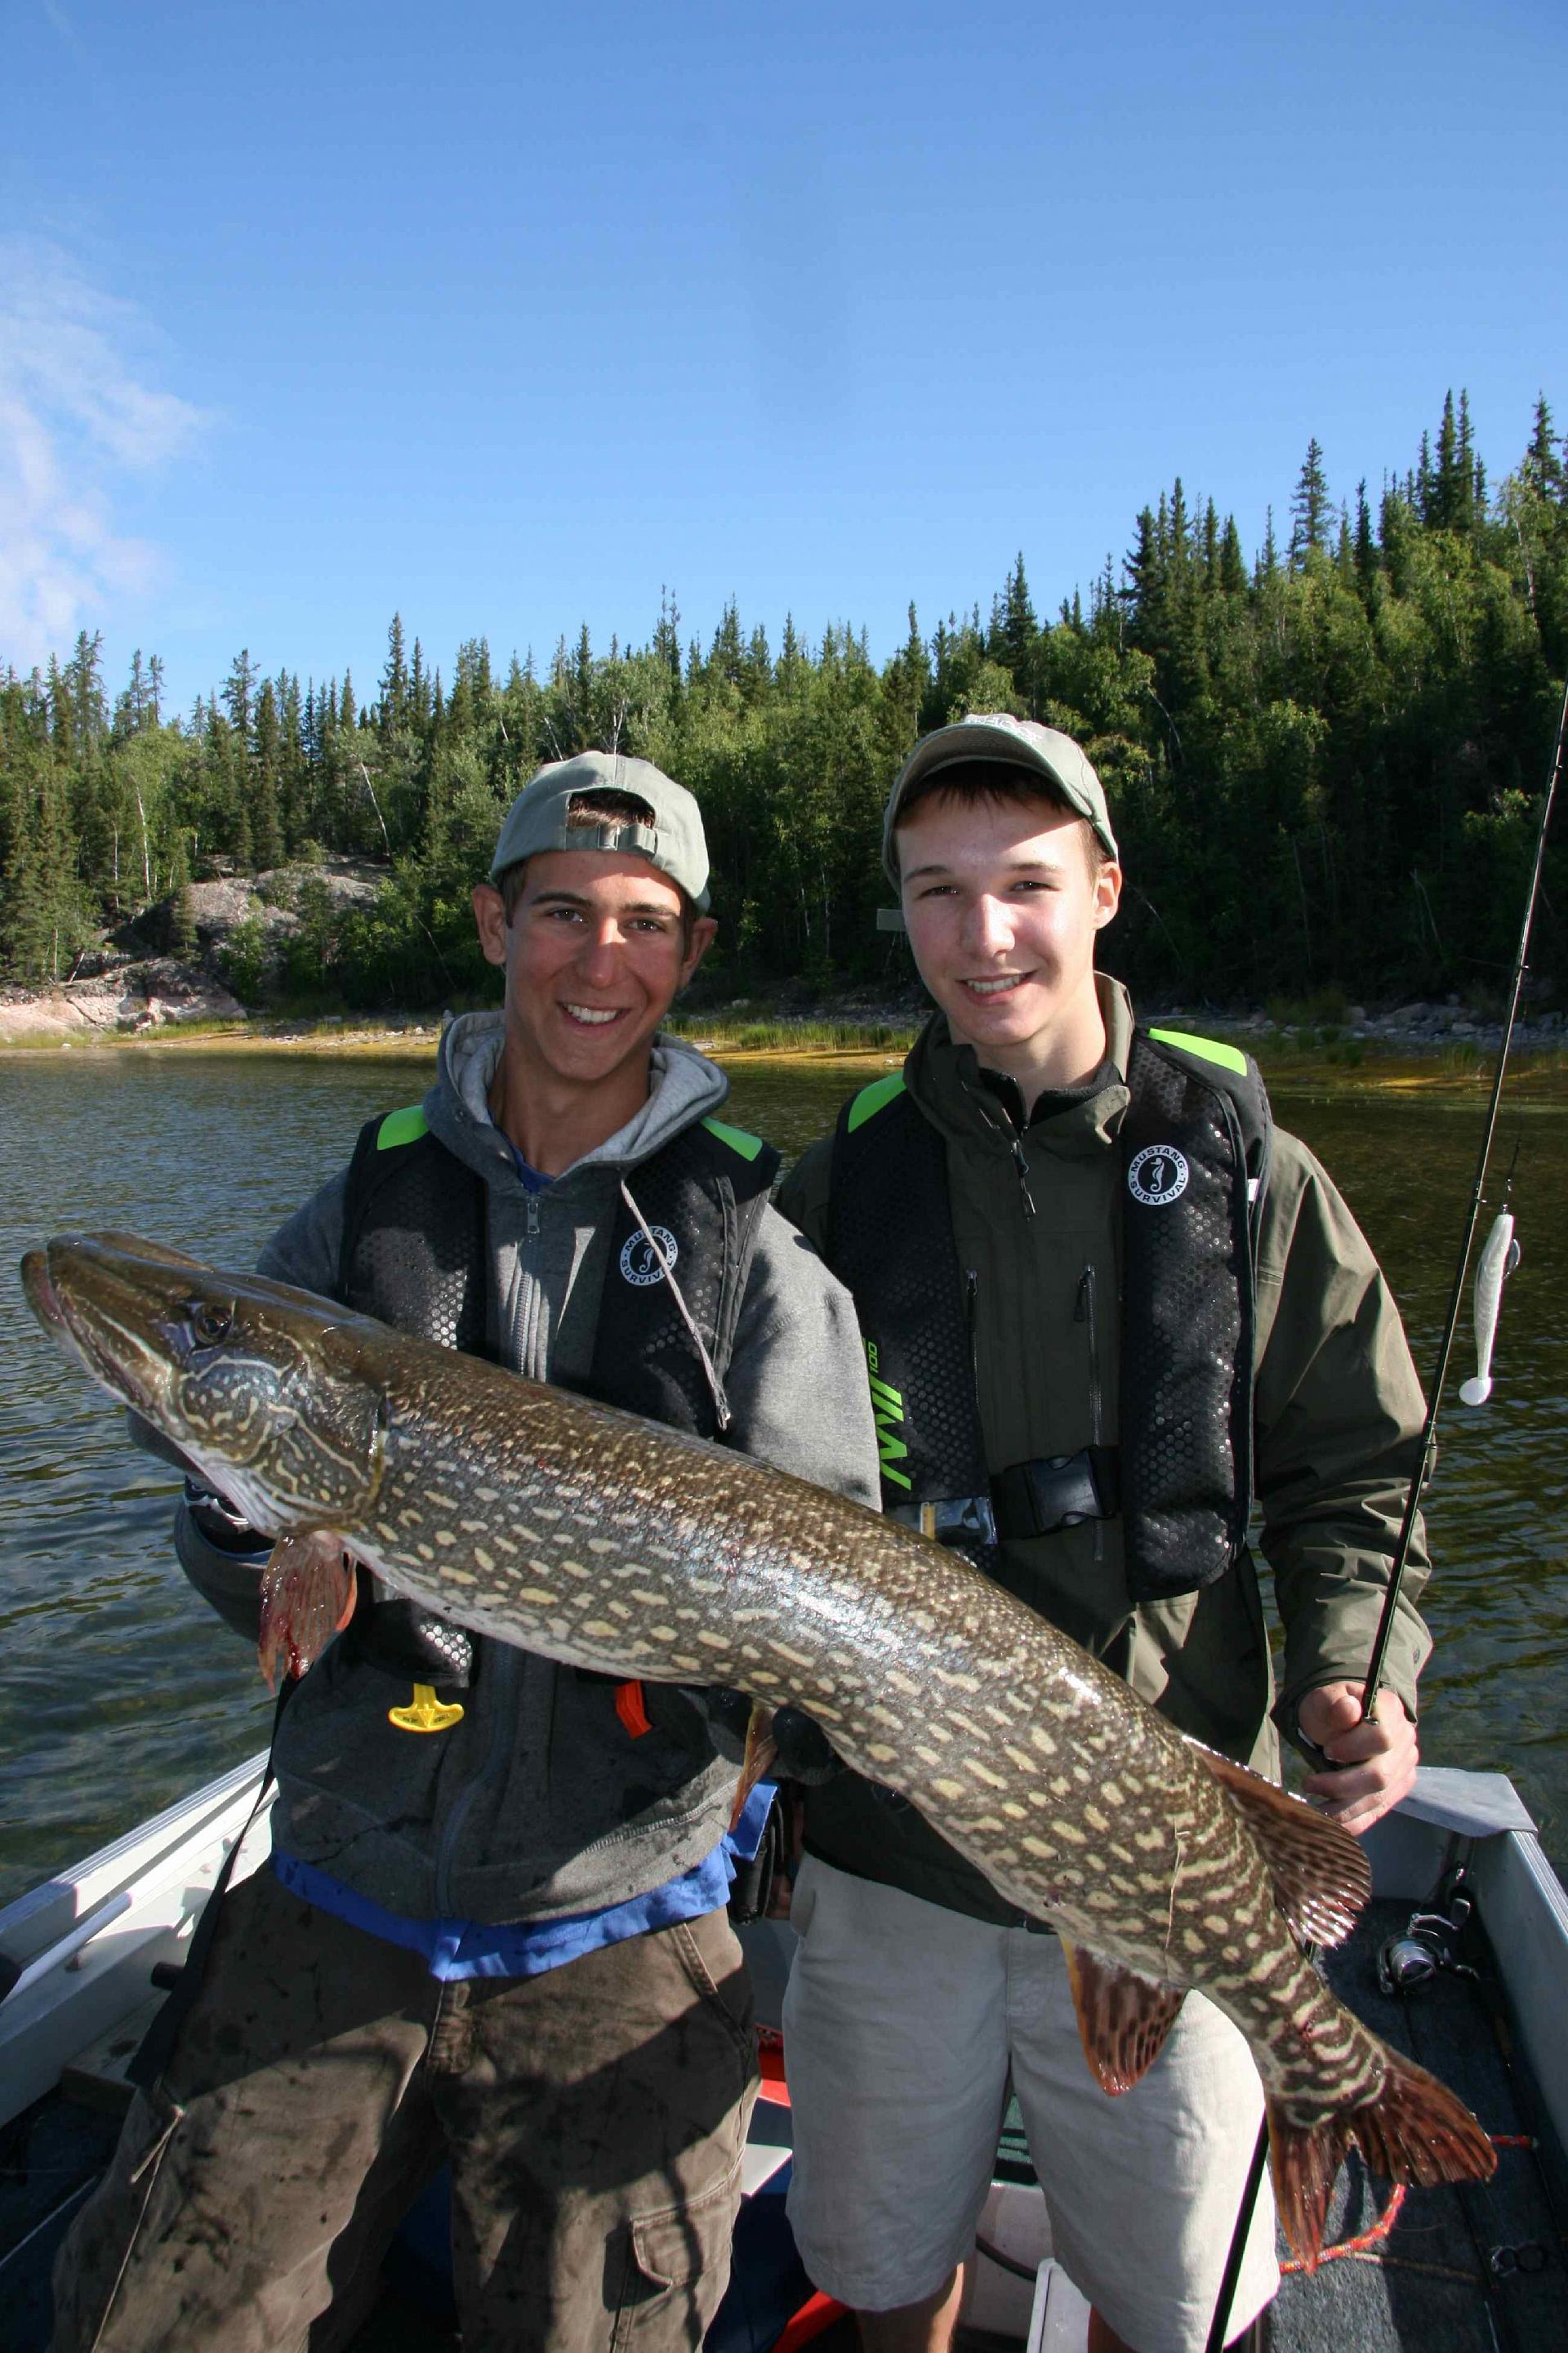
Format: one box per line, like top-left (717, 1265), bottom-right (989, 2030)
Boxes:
top-left (1, 1045), bottom-right (1563, 1909)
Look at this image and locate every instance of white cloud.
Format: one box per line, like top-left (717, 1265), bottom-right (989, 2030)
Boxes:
top-left (0, 236), bottom-right (208, 675)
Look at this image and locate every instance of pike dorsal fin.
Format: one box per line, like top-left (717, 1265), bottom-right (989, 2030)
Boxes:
top-left (1195, 1745), bottom-right (1370, 1948)
top-left (1058, 1939), bottom-right (1186, 2093)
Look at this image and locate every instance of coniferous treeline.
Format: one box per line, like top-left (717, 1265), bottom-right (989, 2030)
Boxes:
top-left (2, 391), bottom-right (1565, 1012)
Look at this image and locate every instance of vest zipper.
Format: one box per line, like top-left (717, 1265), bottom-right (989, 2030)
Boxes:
top-left (1075, 1264), bottom-right (1102, 1442)
top-left (1076, 1263), bottom-right (1105, 1566)
top-left (1010, 1137), bottom-right (1036, 1218)
top-left (523, 1189), bottom-right (541, 1240)
top-left (964, 1270), bottom-right (980, 1388)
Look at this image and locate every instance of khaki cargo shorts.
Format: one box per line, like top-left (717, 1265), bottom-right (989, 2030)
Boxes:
top-left (782, 1857), bottom-right (1279, 2353)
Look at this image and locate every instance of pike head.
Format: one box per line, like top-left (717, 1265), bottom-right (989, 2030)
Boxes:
top-left (20, 1231), bottom-right (387, 1535)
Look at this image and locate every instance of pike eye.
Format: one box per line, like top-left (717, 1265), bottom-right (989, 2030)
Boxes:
top-left (189, 1303), bottom-right (233, 1347)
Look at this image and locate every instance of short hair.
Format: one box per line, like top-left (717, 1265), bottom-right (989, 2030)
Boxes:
top-left (497, 788), bottom-right (700, 932)
top-left (891, 759), bottom-right (1109, 880)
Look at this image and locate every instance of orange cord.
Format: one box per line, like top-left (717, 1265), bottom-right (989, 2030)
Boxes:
top-left (1280, 2131), bottom-right (1533, 2275)
top-left (1281, 2186), bottom-right (1407, 2272)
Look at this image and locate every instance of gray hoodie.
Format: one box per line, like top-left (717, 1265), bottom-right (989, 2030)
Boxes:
top-left (194, 1014), bottom-right (880, 1925)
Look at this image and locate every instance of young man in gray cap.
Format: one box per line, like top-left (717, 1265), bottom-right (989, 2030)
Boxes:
top-left (55, 751), bottom-right (880, 2353)
top-left (775, 715), bottom-right (1432, 2353)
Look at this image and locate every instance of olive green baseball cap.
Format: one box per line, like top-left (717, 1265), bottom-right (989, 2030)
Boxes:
top-left (882, 714), bottom-right (1119, 885)
top-left (489, 751), bottom-right (711, 912)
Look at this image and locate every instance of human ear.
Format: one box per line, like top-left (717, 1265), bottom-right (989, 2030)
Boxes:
top-left (680, 915), bottom-right (719, 988)
top-left (472, 883), bottom-right (510, 969)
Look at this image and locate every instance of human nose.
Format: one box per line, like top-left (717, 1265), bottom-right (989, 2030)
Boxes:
top-left (960, 894), bottom-right (1013, 957)
top-left (575, 919), bottom-right (624, 983)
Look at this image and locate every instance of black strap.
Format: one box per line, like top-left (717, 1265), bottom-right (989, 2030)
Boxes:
top-left (127, 1679), bottom-right (294, 2094)
top-left (726, 1792), bottom-right (786, 1927)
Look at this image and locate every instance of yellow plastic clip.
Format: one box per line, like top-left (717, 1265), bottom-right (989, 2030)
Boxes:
top-left (388, 1683), bottom-right (465, 1734)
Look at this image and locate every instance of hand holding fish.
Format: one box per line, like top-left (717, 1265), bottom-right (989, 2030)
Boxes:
top-left (1300, 1683), bottom-right (1418, 1834)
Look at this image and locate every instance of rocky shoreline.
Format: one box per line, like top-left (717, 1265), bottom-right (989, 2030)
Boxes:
top-left (0, 957), bottom-right (249, 1045)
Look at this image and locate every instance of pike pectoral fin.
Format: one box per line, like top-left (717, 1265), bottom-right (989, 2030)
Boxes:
top-left (1058, 1938), bottom-right (1186, 2093)
top-left (257, 1533), bottom-right (357, 1692)
top-left (728, 1705), bottom-right (779, 1834)
top-left (1267, 2047), bottom-right (1495, 2268)
top-left (1196, 1745), bottom-right (1371, 1947)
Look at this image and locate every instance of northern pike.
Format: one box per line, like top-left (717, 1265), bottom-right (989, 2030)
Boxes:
top-left (20, 1231), bottom-right (1494, 2262)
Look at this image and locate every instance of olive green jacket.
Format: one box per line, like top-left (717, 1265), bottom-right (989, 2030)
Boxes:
top-left (777, 978), bottom-right (1432, 1793)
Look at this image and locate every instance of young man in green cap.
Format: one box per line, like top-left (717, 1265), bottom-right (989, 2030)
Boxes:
top-left (54, 751), bottom-right (880, 2353)
top-left (776, 715), bottom-right (1431, 2353)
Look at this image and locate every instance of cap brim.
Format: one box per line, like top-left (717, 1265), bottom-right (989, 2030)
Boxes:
top-left (895, 722), bottom-right (1072, 804)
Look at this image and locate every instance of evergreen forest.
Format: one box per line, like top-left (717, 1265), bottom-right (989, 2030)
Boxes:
top-left (2, 392), bottom-right (1565, 1017)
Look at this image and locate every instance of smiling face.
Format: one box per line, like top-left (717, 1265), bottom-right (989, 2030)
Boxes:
top-left (897, 790), bottom-right (1122, 1094)
top-left (471, 848), bottom-right (715, 1144)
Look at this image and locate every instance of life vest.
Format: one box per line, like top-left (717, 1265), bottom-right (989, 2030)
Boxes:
top-left (335, 1102), bottom-right (778, 1683)
top-left (825, 1027), bottom-right (1271, 1605)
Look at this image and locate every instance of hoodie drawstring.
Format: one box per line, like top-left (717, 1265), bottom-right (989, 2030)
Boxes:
top-left (618, 1178), bottom-right (733, 1433)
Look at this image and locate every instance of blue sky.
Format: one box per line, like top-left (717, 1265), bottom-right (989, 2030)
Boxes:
top-left (2, 0), bottom-right (1564, 713)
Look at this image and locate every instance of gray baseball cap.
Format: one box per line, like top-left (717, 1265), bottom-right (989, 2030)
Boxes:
top-left (489, 751), bottom-right (711, 912)
top-left (882, 714), bottom-right (1119, 885)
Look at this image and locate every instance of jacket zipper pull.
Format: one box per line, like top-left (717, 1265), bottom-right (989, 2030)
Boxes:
top-left (1011, 1137), bottom-right (1036, 1218)
top-left (524, 1190), bottom-right (541, 1240)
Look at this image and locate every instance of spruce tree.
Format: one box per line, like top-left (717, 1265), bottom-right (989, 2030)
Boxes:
top-left (223, 649), bottom-right (258, 742)
top-left (381, 614), bottom-right (409, 733)
top-left (1289, 440), bottom-right (1331, 566)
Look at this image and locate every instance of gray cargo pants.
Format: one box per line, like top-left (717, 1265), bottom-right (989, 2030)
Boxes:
top-left (51, 1865), bottom-right (759, 2353)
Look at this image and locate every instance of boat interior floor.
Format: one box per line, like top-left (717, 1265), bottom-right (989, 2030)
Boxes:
top-left (2, 1898), bottom-right (1563, 2353)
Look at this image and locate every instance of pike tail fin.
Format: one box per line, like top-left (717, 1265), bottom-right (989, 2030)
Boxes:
top-left (1267, 2048), bottom-right (1496, 2269)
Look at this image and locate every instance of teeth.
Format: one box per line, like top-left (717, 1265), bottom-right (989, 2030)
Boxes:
top-left (564, 1005), bottom-right (621, 1026)
top-left (966, 977), bottom-right (1022, 996)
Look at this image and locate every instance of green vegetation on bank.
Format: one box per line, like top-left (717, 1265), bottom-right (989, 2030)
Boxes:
top-left (3, 392), bottom-right (1565, 1012)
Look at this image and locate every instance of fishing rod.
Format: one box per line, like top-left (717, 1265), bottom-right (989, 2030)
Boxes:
top-left (1205, 674), bottom-right (1566, 2353)
top-left (1360, 667), bottom-right (1565, 1715)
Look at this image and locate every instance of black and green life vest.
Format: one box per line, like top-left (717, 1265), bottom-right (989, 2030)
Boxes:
top-left (334, 1102), bottom-right (779, 1684)
top-left (826, 1027), bottom-right (1272, 1605)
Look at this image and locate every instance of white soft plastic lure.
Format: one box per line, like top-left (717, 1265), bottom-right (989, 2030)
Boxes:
top-left (1459, 1210), bottom-right (1520, 1406)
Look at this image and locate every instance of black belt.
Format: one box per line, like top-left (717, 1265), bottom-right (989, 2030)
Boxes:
top-left (890, 1446), bottom-right (1120, 1546)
